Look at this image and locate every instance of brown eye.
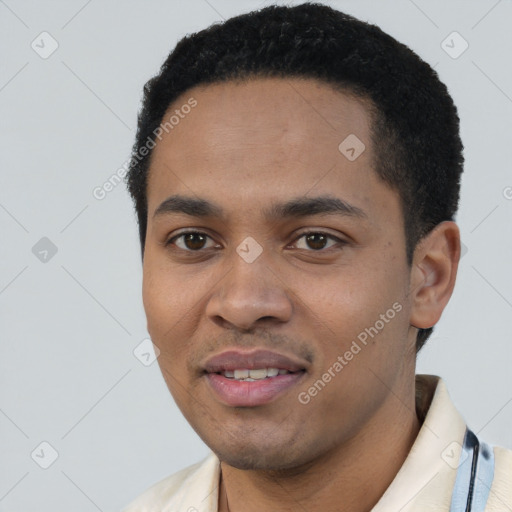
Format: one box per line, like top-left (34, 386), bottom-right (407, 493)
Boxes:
top-left (168, 232), bottom-right (217, 251)
top-left (293, 232), bottom-right (344, 251)
top-left (305, 233), bottom-right (328, 250)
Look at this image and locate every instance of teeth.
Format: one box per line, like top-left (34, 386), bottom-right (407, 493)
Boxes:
top-left (249, 368), bottom-right (267, 379)
top-left (222, 368), bottom-right (288, 380)
top-left (234, 369), bottom-right (249, 379)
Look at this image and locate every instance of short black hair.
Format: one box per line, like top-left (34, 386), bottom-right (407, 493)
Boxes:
top-left (126, 2), bottom-right (464, 353)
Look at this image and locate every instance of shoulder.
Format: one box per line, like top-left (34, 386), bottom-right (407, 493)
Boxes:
top-left (122, 452), bottom-right (220, 512)
top-left (486, 444), bottom-right (512, 511)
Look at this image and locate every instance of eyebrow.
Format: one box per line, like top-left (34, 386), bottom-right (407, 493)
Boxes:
top-left (153, 194), bottom-right (367, 221)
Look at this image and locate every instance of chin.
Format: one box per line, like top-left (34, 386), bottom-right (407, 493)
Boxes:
top-left (217, 449), bottom-right (297, 471)
top-left (209, 434), bottom-right (318, 472)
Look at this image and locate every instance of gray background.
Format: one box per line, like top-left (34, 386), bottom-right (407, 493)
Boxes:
top-left (1, 0), bottom-right (511, 510)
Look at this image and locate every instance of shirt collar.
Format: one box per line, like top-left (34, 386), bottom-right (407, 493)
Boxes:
top-left (371, 374), bottom-right (467, 511)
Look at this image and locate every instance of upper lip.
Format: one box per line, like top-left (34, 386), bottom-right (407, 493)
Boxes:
top-left (203, 349), bottom-right (308, 373)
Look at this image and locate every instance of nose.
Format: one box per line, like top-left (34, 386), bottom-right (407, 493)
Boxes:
top-left (205, 249), bottom-right (293, 331)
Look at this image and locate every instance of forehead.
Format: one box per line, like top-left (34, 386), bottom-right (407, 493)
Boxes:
top-left (153, 76), bottom-right (372, 156)
top-left (146, 77), bottom-right (393, 223)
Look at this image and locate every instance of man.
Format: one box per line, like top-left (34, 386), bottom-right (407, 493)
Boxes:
top-left (122, 3), bottom-right (511, 511)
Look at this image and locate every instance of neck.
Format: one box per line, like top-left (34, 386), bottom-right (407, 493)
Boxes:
top-left (218, 378), bottom-right (422, 512)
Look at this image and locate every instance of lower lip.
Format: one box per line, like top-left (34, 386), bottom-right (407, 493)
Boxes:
top-left (205, 372), bottom-right (306, 407)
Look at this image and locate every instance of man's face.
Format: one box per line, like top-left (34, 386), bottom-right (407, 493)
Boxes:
top-left (142, 77), bottom-right (417, 471)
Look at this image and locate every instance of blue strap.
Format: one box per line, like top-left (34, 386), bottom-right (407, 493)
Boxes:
top-left (472, 439), bottom-right (495, 511)
top-left (450, 429), bottom-right (495, 512)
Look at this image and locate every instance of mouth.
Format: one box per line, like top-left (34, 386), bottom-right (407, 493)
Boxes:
top-left (218, 367), bottom-right (295, 381)
top-left (202, 349), bottom-right (308, 407)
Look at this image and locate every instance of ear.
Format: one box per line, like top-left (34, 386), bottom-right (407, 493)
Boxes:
top-left (409, 221), bottom-right (461, 330)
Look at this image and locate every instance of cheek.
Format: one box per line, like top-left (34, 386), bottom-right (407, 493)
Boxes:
top-left (308, 266), bottom-right (402, 328)
top-left (142, 256), bottom-right (197, 342)
top-left (303, 261), bottom-right (409, 371)
top-left (143, 269), bottom-right (196, 387)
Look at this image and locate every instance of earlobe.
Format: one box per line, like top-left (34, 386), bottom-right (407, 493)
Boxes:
top-left (409, 221), bottom-right (461, 329)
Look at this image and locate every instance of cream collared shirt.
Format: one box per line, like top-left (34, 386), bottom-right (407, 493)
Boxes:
top-left (123, 375), bottom-right (512, 511)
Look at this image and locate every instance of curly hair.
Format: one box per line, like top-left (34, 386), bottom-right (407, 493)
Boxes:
top-left (126, 2), bottom-right (464, 353)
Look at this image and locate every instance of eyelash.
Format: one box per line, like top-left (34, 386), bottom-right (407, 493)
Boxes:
top-left (166, 229), bottom-right (347, 253)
